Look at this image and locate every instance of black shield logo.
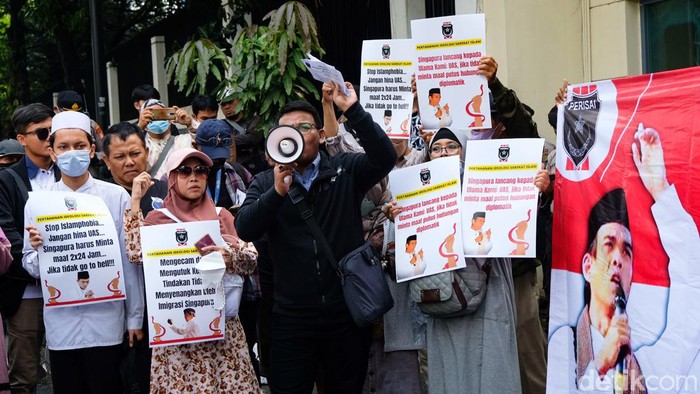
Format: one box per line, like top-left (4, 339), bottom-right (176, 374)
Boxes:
top-left (563, 89), bottom-right (600, 168)
top-left (420, 168), bottom-right (431, 185)
top-left (64, 197), bottom-right (77, 211)
top-left (382, 45), bottom-right (390, 59)
top-left (175, 229), bottom-right (188, 246)
top-left (498, 145), bottom-right (510, 162)
top-left (442, 22), bottom-right (453, 39)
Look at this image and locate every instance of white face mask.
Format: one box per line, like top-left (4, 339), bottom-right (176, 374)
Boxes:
top-left (56, 149), bottom-right (91, 177)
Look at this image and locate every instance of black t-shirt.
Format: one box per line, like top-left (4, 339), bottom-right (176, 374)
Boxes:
top-left (207, 167), bottom-right (234, 209)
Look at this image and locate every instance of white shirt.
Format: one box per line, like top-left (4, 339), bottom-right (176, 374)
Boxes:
top-left (146, 133), bottom-right (193, 180)
top-left (464, 229), bottom-right (492, 256)
top-left (22, 175), bottom-right (145, 350)
top-left (548, 185), bottom-right (700, 393)
top-left (396, 250), bottom-right (427, 281)
top-left (170, 318), bottom-right (200, 338)
top-left (422, 104), bottom-right (453, 131)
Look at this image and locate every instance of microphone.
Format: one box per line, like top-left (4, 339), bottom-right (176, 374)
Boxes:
top-left (613, 286), bottom-right (628, 392)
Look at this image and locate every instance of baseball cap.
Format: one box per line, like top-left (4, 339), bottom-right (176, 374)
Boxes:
top-left (196, 120), bottom-right (233, 160)
top-left (57, 90), bottom-right (85, 112)
top-left (0, 139), bottom-right (25, 158)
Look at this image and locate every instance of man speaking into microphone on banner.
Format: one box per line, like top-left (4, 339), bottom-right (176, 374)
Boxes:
top-left (548, 123), bottom-right (700, 393)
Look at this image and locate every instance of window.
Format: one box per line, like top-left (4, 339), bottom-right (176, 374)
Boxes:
top-left (642, 0), bottom-right (700, 72)
top-left (425, 0), bottom-right (455, 18)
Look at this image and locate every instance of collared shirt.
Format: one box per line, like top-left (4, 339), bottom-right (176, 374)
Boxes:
top-left (24, 158), bottom-right (58, 299)
top-left (170, 318), bottom-right (201, 339)
top-left (292, 153), bottom-right (321, 191)
top-left (22, 175), bottom-right (144, 350)
top-left (26, 157), bottom-right (56, 194)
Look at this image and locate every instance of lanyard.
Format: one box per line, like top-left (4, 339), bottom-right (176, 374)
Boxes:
top-left (207, 168), bottom-right (223, 205)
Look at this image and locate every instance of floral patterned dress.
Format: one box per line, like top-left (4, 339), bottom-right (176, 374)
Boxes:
top-left (124, 208), bottom-right (262, 394)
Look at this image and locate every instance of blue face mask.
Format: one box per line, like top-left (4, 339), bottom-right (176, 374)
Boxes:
top-left (148, 120), bottom-right (170, 134)
top-left (56, 149), bottom-right (91, 177)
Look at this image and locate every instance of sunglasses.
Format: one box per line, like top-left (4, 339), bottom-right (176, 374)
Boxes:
top-left (23, 127), bottom-right (50, 141)
top-left (175, 165), bottom-right (210, 178)
top-left (196, 134), bottom-right (232, 147)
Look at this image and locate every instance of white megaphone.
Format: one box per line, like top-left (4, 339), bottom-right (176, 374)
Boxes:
top-left (266, 125), bottom-right (305, 164)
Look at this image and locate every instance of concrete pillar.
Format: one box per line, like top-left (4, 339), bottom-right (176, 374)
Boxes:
top-left (390, 0), bottom-right (425, 38)
top-left (106, 61), bottom-right (120, 126)
top-left (150, 36), bottom-right (169, 105)
top-left (590, 0), bottom-right (641, 80)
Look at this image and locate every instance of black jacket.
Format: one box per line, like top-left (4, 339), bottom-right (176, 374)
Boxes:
top-left (0, 157), bottom-right (61, 316)
top-left (234, 102), bottom-right (396, 315)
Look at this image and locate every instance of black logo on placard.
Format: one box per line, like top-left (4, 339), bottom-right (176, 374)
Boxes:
top-left (175, 228), bottom-right (188, 246)
top-left (498, 145), bottom-right (510, 162)
top-left (64, 197), bottom-right (77, 211)
top-left (563, 87), bottom-right (600, 169)
top-left (420, 168), bottom-right (431, 185)
top-left (382, 44), bottom-right (390, 59)
top-left (442, 22), bottom-right (453, 39)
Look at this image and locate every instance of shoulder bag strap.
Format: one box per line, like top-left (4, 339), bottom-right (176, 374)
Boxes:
top-left (287, 185), bottom-right (341, 276)
top-left (148, 135), bottom-right (175, 177)
top-left (6, 168), bottom-right (29, 201)
top-left (156, 208), bottom-right (181, 223)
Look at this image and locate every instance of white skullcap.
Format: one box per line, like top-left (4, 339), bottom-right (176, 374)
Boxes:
top-left (50, 111), bottom-right (91, 136)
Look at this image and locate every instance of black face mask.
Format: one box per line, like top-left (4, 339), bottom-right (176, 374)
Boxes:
top-left (211, 159), bottom-right (226, 170)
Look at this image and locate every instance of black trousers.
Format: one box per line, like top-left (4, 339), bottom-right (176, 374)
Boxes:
top-left (49, 344), bottom-right (122, 394)
top-left (269, 307), bottom-right (371, 394)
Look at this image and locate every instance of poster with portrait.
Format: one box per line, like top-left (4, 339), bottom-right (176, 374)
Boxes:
top-left (25, 191), bottom-right (126, 308)
top-left (411, 13), bottom-right (491, 131)
top-left (461, 138), bottom-right (544, 258)
top-left (141, 220), bottom-right (226, 348)
top-left (389, 155), bottom-right (465, 282)
top-left (547, 67), bottom-right (700, 393)
top-left (360, 39), bottom-right (414, 139)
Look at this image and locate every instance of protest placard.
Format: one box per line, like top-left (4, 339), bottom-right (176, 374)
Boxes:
top-left (389, 155), bottom-right (465, 282)
top-left (360, 39), bottom-right (414, 139)
top-left (461, 138), bottom-right (544, 258)
top-left (141, 220), bottom-right (225, 348)
top-left (411, 14), bottom-right (490, 131)
top-left (25, 191), bottom-right (125, 308)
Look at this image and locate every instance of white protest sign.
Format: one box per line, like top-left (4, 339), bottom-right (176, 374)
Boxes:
top-left (360, 39), bottom-right (414, 139)
top-left (461, 138), bottom-right (544, 257)
top-left (411, 14), bottom-right (491, 131)
top-left (389, 155), bottom-right (465, 282)
top-left (141, 220), bottom-right (226, 348)
top-left (26, 191), bottom-right (125, 308)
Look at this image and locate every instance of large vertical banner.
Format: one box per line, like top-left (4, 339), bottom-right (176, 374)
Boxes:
top-left (25, 191), bottom-right (126, 308)
top-left (547, 67), bottom-right (700, 393)
top-left (461, 138), bottom-right (544, 258)
top-left (360, 39), bottom-right (414, 139)
top-left (141, 221), bottom-right (225, 348)
top-left (411, 14), bottom-right (490, 131)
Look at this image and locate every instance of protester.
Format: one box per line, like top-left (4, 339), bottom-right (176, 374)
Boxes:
top-left (182, 94), bottom-right (220, 138)
top-left (54, 90), bottom-right (105, 157)
top-left (102, 121), bottom-right (167, 392)
top-left (22, 111), bottom-right (144, 393)
top-left (124, 148), bottom-right (261, 393)
top-left (219, 88), bottom-right (267, 174)
top-left (0, 103), bottom-right (55, 394)
top-left (0, 139), bottom-right (25, 168)
top-left (234, 82), bottom-right (396, 392)
top-left (0, 227), bottom-right (14, 394)
top-left (140, 99), bottom-right (193, 179)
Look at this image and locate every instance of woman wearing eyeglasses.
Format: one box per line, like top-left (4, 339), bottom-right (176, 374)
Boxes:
top-left (123, 148), bottom-right (262, 393)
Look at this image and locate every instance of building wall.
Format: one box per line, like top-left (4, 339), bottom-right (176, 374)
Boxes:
top-left (391, 0), bottom-right (643, 143)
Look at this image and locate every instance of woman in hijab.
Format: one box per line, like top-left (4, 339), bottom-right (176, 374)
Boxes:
top-left (124, 148), bottom-right (261, 393)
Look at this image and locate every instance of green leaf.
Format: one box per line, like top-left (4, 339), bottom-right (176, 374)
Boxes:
top-left (283, 74), bottom-right (293, 95)
top-left (211, 65), bottom-right (222, 81)
top-left (278, 34), bottom-right (288, 73)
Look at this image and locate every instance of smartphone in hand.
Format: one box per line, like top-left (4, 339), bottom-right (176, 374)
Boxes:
top-left (151, 107), bottom-right (177, 120)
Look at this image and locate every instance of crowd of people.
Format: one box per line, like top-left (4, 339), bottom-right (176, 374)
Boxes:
top-left (0, 55), bottom-right (565, 394)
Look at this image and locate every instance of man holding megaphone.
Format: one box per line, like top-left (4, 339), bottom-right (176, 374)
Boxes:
top-left (234, 81), bottom-right (396, 393)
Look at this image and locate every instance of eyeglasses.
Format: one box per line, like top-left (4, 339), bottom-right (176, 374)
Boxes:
top-left (175, 165), bottom-right (210, 178)
top-left (290, 122), bottom-right (317, 135)
top-left (196, 134), bottom-right (232, 147)
top-left (430, 143), bottom-right (460, 155)
top-left (22, 127), bottom-right (50, 141)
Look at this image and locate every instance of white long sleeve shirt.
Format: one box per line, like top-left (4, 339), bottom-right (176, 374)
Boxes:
top-left (22, 175), bottom-right (144, 350)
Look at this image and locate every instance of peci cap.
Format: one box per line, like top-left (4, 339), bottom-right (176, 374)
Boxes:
top-left (472, 211), bottom-right (486, 220)
top-left (196, 120), bottom-right (233, 160)
top-left (57, 90), bottom-right (85, 112)
top-left (587, 188), bottom-right (629, 248)
top-left (51, 111), bottom-right (91, 136)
